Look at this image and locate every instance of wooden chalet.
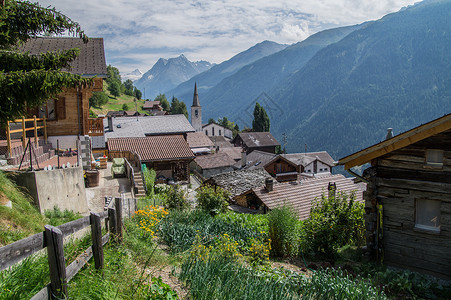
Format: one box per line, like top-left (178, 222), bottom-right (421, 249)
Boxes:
top-left (107, 135), bottom-right (195, 183)
top-left (142, 100), bottom-right (163, 112)
top-left (264, 152), bottom-right (334, 182)
top-left (21, 37), bottom-right (107, 149)
top-left (338, 114), bottom-right (451, 280)
top-left (232, 132), bottom-right (280, 154)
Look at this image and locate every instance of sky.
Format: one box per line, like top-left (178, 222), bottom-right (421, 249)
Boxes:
top-left (37, 0), bottom-right (419, 74)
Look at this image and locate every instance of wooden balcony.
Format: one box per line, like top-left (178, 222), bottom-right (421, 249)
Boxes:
top-left (88, 117), bottom-right (104, 136)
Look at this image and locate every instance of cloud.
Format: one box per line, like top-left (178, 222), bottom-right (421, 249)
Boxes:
top-left (36, 0), bottom-right (419, 73)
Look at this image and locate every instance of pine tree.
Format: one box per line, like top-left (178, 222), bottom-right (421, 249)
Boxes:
top-left (0, 0), bottom-right (90, 124)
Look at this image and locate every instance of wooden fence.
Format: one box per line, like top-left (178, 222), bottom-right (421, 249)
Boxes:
top-left (0, 198), bottom-right (125, 300)
top-left (5, 116), bottom-right (47, 157)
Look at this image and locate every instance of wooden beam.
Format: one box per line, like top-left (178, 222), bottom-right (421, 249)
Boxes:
top-left (341, 115), bottom-right (451, 169)
top-left (90, 213), bottom-right (104, 270)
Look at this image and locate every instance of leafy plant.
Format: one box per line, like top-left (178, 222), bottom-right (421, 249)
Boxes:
top-left (146, 276), bottom-right (179, 299)
top-left (44, 206), bottom-right (82, 227)
top-left (142, 165), bottom-right (156, 196)
top-left (267, 205), bottom-right (300, 258)
top-left (196, 185), bottom-right (230, 215)
top-left (163, 185), bottom-right (190, 211)
top-left (301, 190), bottom-right (364, 259)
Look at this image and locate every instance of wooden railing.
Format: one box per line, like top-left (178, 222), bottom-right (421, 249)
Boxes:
top-left (5, 116), bottom-right (47, 157)
top-left (0, 198), bottom-right (124, 300)
top-left (87, 117), bottom-right (104, 136)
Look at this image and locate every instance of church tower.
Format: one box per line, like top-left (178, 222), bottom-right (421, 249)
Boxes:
top-left (191, 83), bottom-right (202, 132)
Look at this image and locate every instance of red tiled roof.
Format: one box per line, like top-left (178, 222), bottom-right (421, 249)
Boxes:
top-left (107, 135), bottom-right (194, 162)
top-left (253, 174), bottom-right (365, 220)
top-left (194, 152), bottom-right (236, 170)
top-left (187, 132), bottom-right (214, 148)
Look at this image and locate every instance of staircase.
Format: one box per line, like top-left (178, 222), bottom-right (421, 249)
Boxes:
top-left (6, 140), bottom-right (55, 168)
top-left (133, 167), bottom-right (146, 198)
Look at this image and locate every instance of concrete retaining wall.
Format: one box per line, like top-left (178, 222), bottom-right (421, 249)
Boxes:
top-left (10, 166), bottom-right (88, 214)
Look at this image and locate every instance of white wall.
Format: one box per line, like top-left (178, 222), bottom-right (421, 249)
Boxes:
top-left (203, 123), bottom-right (232, 138)
top-left (304, 160), bottom-right (331, 174)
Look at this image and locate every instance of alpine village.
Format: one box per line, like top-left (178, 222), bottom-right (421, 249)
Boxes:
top-left (1, 0), bottom-right (451, 299)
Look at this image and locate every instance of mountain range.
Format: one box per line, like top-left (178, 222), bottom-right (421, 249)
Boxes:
top-left (166, 41), bottom-right (288, 104)
top-left (134, 55), bottom-right (213, 99)
top-left (131, 0), bottom-right (451, 164)
top-left (167, 0), bottom-right (451, 162)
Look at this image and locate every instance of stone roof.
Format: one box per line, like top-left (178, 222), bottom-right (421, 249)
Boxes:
top-left (107, 135), bottom-right (194, 162)
top-left (218, 147), bottom-right (242, 161)
top-left (236, 132), bottom-right (280, 148)
top-left (194, 152), bottom-right (236, 170)
top-left (209, 136), bottom-right (233, 148)
top-left (253, 174), bottom-right (365, 220)
top-left (206, 168), bottom-right (272, 197)
top-left (187, 132), bottom-right (214, 148)
top-left (20, 37), bottom-right (107, 77)
top-left (103, 115), bottom-right (195, 140)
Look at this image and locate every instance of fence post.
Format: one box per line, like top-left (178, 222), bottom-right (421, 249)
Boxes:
top-left (115, 197), bottom-right (123, 241)
top-left (44, 225), bottom-right (67, 299)
top-left (90, 213), bottom-right (104, 270)
top-left (108, 207), bottom-right (117, 236)
top-left (21, 117), bottom-right (26, 150)
top-left (6, 120), bottom-right (11, 157)
top-left (33, 115), bottom-right (38, 147)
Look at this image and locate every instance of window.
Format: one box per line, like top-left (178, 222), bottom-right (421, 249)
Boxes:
top-left (415, 199), bottom-right (441, 232)
top-left (219, 129), bottom-right (222, 136)
top-left (212, 127), bottom-right (215, 136)
top-left (425, 149), bottom-right (443, 167)
top-left (39, 99), bottom-right (56, 120)
top-left (205, 130), bottom-right (208, 135)
top-left (195, 110), bottom-right (198, 117)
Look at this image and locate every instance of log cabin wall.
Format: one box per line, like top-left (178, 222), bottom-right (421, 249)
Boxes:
top-left (365, 129), bottom-right (451, 279)
top-left (45, 78), bottom-right (101, 137)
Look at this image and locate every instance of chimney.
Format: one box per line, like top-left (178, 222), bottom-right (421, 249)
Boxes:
top-left (265, 178), bottom-right (274, 192)
top-left (328, 182), bottom-right (336, 198)
top-left (241, 151), bottom-right (247, 167)
top-left (385, 128), bottom-right (393, 140)
top-left (107, 116), bottom-right (113, 132)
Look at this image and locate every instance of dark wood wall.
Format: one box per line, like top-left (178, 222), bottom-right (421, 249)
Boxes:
top-left (364, 129), bottom-right (451, 279)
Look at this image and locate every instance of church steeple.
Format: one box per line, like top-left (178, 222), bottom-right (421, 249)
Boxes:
top-left (192, 82), bottom-right (200, 107)
top-left (191, 82), bottom-right (202, 131)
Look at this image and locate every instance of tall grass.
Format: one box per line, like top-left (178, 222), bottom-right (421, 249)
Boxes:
top-left (179, 256), bottom-right (386, 300)
top-left (0, 171), bottom-right (47, 245)
top-left (159, 210), bottom-right (268, 253)
top-left (179, 256), bottom-right (300, 300)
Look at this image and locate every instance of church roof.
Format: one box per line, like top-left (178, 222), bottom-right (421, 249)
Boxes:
top-left (192, 83), bottom-right (200, 107)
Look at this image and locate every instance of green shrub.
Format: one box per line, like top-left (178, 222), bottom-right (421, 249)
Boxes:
top-left (302, 191), bottom-right (365, 259)
top-left (44, 206), bottom-right (82, 227)
top-left (267, 206), bottom-right (300, 258)
top-left (141, 165), bottom-right (156, 196)
top-left (196, 185), bottom-right (230, 215)
top-left (164, 185), bottom-right (190, 210)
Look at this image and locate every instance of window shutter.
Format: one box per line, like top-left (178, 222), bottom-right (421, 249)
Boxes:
top-left (56, 97), bottom-right (66, 120)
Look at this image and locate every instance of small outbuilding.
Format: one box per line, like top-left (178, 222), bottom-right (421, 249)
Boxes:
top-left (338, 114), bottom-right (451, 280)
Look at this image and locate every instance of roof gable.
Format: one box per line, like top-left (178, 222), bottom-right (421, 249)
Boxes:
top-left (339, 113), bottom-right (451, 170)
top-left (20, 37), bottom-right (107, 77)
